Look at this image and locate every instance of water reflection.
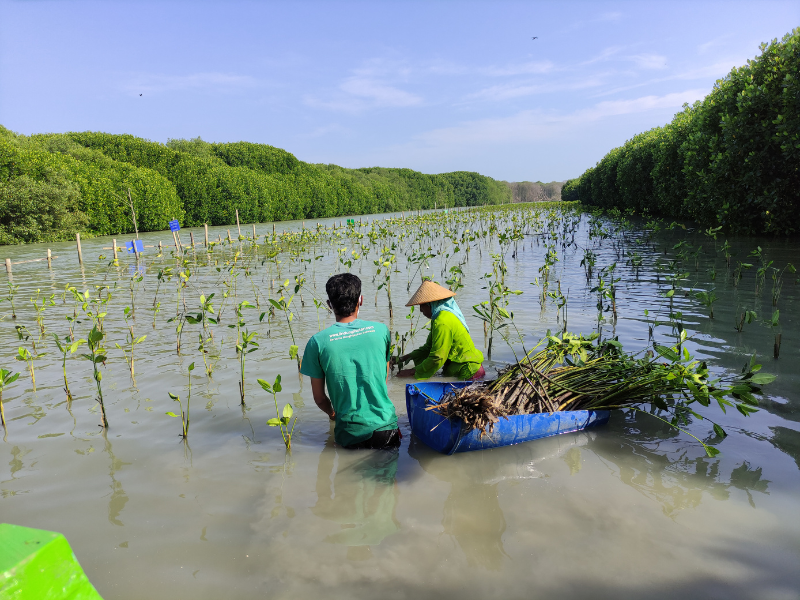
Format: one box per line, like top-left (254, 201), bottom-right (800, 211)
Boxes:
top-left (103, 433), bottom-right (130, 526)
top-left (408, 438), bottom-right (507, 571)
top-left (768, 426), bottom-right (800, 471)
top-left (0, 446), bottom-right (31, 498)
top-left (312, 435), bottom-right (400, 550)
top-left (408, 431), bottom-right (599, 571)
top-left (591, 413), bottom-right (771, 515)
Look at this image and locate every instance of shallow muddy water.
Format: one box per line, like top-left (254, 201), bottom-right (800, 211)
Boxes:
top-left (1, 208), bottom-right (798, 600)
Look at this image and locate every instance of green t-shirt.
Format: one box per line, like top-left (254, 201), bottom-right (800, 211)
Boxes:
top-left (300, 319), bottom-right (398, 447)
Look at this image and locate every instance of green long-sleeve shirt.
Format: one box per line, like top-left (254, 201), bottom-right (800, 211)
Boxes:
top-left (407, 311), bottom-right (484, 380)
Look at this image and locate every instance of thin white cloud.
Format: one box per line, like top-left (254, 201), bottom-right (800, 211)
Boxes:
top-left (299, 123), bottom-right (350, 139)
top-left (410, 89), bottom-right (707, 148)
top-left (480, 60), bottom-right (556, 77)
top-left (122, 72), bottom-right (258, 95)
top-left (465, 76), bottom-right (607, 103)
top-left (599, 11), bottom-right (623, 22)
top-left (580, 90), bottom-right (705, 120)
top-left (698, 34), bottom-right (734, 55)
top-left (340, 77), bottom-right (422, 107)
top-left (304, 77), bottom-right (422, 112)
top-left (590, 57), bottom-right (750, 98)
top-left (581, 46), bottom-right (624, 66)
top-left (304, 57), bottom-right (423, 113)
top-left (628, 54), bottom-right (668, 70)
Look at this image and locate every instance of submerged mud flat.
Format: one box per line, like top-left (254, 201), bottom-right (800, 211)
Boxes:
top-left (1, 206), bottom-right (798, 599)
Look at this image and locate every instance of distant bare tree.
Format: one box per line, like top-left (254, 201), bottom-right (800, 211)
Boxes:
top-left (504, 181), bottom-right (565, 203)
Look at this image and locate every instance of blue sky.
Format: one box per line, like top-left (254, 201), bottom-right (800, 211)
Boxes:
top-left (1, 1), bottom-right (797, 181)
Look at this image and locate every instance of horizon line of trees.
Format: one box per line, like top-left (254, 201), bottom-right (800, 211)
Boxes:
top-left (0, 128), bottom-right (512, 245)
top-left (561, 28), bottom-right (798, 236)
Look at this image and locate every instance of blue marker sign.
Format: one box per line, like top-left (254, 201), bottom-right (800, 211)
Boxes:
top-left (126, 240), bottom-right (144, 254)
top-left (169, 220), bottom-right (181, 232)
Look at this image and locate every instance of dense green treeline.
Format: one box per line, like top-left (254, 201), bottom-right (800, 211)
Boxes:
top-left (562, 29), bottom-right (799, 235)
top-left (0, 127), bottom-right (510, 244)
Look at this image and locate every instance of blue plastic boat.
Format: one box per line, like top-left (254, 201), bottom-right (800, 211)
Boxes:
top-left (406, 381), bottom-right (610, 454)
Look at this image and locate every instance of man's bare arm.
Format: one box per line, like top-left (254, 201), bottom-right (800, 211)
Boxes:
top-left (310, 377), bottom-right (335, 420)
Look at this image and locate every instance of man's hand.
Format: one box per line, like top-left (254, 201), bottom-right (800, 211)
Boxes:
top-left (397, 368), bottom-right (416, 378)
top-left (310, 377), bottom-right (335, 419)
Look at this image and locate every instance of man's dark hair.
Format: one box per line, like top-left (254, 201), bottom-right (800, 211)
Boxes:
top-left (326, 273), bottom-right (361, 317)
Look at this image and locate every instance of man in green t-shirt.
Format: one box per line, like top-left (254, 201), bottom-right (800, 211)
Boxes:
top-left (300, 273), bottom-right (400, 449)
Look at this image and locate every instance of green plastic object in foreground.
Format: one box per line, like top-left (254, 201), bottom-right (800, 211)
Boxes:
top-left (0, 523), bottom-right (103, 600)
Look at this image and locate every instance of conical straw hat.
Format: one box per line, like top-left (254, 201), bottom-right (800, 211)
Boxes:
top-left (405, 280), bottom-right (455, 306)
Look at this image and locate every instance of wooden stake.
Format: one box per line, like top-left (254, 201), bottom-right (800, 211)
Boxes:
top-left (76, 233), bottom-right (84, 264)
top-left (172, 230), bottom-right (180, 253)
top-left (236, 209), bottom-right (241, 238)
top-left (112, 239), bottom-right (118, 260)
top-left (47, 248), bottom-right (52, 267)
top-left (204, 223), bottom-right (209, 247)
top-left (190, 231), bottom-right (195, 248)
top-left (5, 258), bottom-right (11, 274)
top-left (252, 223), bottom-right (256, 240)
top-left (227, 230), bottom-right (232, 243)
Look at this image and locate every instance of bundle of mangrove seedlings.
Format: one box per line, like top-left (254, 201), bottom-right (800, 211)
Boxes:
top-left (430, 332), bottom-right (774, 454)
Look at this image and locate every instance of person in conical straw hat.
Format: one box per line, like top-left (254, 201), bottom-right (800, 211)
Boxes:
top-left (394, 280), bottom-right (485, 381)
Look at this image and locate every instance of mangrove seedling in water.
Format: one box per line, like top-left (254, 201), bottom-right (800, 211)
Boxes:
top-left (52, 334), bottom-right (85, 401)
top-left (81, 325), bottom-right (109, 428)
top-left (475, 254), bottom-right (519, 359)
top-left (269, 289), bottom-right (301, 370)
top-left (733, 260), bottom-right (752, 288)
top-left (14, 324), bottom-right (38, 356)
top-left (735, 309), bottom-right (757, 333)
top-left (167, 362), bottom-right (194, 439)
top-left (15, 347), bottom-right (36, 391)
top-left (694, 289), bottom-right (719, 319)
top-left (30, 289), bottom-right (56, 335)
top-left (197, 334), bottom-right (214, 376)
top-left (3, 282), bottom-right (19, 319)
top-left (258, 375), bottom-right (297, 450)
top-left (0, 368), bottom-right (20, 430)
top-left (770, 263), bottom-right (796, 307)
top-left (227, 300), bottom-right (260, 403)
top-left (115, 306), bottom-right (147, 385)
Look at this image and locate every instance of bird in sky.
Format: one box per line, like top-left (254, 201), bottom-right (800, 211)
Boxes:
top-left (531, 36), bottom-right (538, 40)
top-left (139, 94), bottom-right (142, 96)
